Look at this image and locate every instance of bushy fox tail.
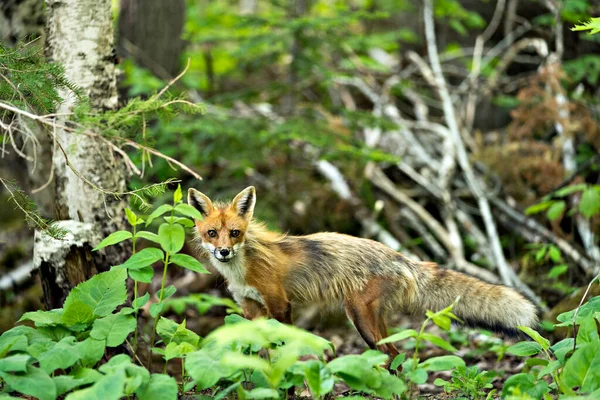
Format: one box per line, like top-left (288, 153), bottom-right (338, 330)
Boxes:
top-left (415, 263), bottom-right (539, 335)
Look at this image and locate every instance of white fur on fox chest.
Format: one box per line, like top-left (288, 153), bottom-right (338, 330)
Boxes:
top-left (204, 243), bottom-right (264, 305)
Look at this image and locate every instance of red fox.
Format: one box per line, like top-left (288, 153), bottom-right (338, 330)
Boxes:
top-left (188, 186), bottom-right (538, 357)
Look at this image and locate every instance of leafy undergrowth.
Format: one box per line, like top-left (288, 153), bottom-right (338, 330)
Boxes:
top-left (0, 187), bottom-right (599, 399)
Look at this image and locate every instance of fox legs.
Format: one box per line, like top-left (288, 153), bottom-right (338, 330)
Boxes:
top-left (344, 279), bottom-right (400, 361)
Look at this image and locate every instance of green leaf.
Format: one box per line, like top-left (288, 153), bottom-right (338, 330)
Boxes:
top-left (390, 353), bottom-right (405, 370)
top-left (135, 231), bottom-right (161, 244)
top-left (174, 203), bottom-right (203, 221)
top-left (0, 354), bottom-right (30, 373)
top-left (244, 388), bottom-right (280, 399)
top-left (38, 337), bottom-right (81, 373)
top-left (75, 338), bottom-right (106, 367)
top-left (426, 310), bottom-right (452, 330)
top-left (406, 366), bottom-right (428, 384)
top-left (125, 208), bottom-right (137, 226)
top-left (174, 185), bottom-right (182, 204)
top-left (145, 204), bottom-right (173, 226)
top-left (517, 326), bottom-right (550, 350)
top-left (0, 365), bottom-right (57, 400)
top-left (525, 201), bottom-right (553, 215)
top-left (163, 216), bottom-right (195, 227)
top-left (547, 201), bottom-right (566, 221)
top-left (158, 223), bottom-right (185, 253)
top-left (377, 329), bottom-right (417, 344)
top-left (555, 183), bottom-right (587, 197)
top-left (577, 316), bottom-right (600, 345)
top-left (120, 247), bottom-right (164, 270)
top-left (165, 341), bottom-right (197, 360)
top-left (562, 341), bottom-right (600, 392)
top-left (548, 246), bottom-right (561, 263)
top-left (157, 285), bottom-right (177, 301)
top-left (18, 309), bottom-right (63, 327)
top-left (421, 333), bottom-right (457, 352)
top-left (53, 375), bottom-right (87, 396)
top-left (93, 231), bottom-right (132, 251)
top-left (419, 355), bottom-right (465, 371)
top-left (551, 338), bottom-right (575, 362)
top-left (90, 313), bottom-right (136, 347)
top-left (136, 374), bottom-right (178, 400)
top-left (61, 300), bottom-right (94, 328)
top-left (170, 253), bottom-right (209, 273)
top-left (186, 348), bottom-right (238, 390)
top-left (133, 292), bottom-right (151, 309)
top-left (557, 297), bottom-right (600, 326)
top-left (548, 264), bottom-right (568, 279)
top-left (65, 370), bottom-right (125, 400)
top-left (507, 341), bottom-right (542, 357)
top-left (62, 268), bottom-right (128, 326)
top-left (150, 302), bottom-right (164, 318)
top-left (580, 188), bottom-right (600, 218)
top-left (129, 266), bottom-right (154, 283)
top-left (301, 360), bottom-right (334, 398)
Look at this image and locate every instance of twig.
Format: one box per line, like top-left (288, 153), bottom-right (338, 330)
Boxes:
top-left (423, 0), bottom-right (515, 287)
top-left (571, 274), bottom-right (599, 351)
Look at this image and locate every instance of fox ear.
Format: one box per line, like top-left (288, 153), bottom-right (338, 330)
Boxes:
top-left (187, 188), bottom-right (214, 218)
top-left (231, 186), bottom-right (256, 219)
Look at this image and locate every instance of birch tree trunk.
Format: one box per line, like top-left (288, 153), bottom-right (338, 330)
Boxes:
top-left (36, 0), bottom-right (129, 309)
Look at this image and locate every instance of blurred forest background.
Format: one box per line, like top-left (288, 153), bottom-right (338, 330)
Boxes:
top-left (1, 0), bottom-right (600, 371)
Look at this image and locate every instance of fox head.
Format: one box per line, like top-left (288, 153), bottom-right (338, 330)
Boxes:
top-left (187, 186), bottom-right (256, 263)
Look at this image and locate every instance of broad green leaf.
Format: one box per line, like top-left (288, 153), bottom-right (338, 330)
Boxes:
top-left (538, 360), bottom-right (561, 379)
top-left (0, 329), bottom-right (29, 357)
top-left (390, 353), bottom-right (406, 370)
top-left (156, 317), bottom-right (178, 344)
top-left (165, 341), bottom-right (197, 360)
top-left (580, 188), bottom-right (600, 218)
top-left (135, 231), bottom-right (160, 244)
top-left (244, 388), bottom-right (280, 399)
top-left (421, 333), bottom-right (457, 352)
top-left (301, 360), bottom-right (334, 398)
top-left (174, 185), bottom-right (182, 204)
top-left (18, 309), bottom-right (63, 327)
top-left (420, 355), bottom-right (465, 371)
top-left (502, 373), bottom-right (549, 398)
top-left (93, 231), bottom-right (132, 251)
top-left (186, 348), bottom-right (239, 390)
top-left (62, 268), bottom-right (128, 326)
top-left (119, 247), bottom-right (164, 270)
top-left (145, 204), bottom-right (173, 226)
top-left (0, 365), bottom-right (56, 400)
top-left (125, 208), bottom-right (137, 226)
top-left (158, 223), bottom-right (185, 253)
top-left (577, 316), bottom-right (600, 345)
top-left (506, 341), bottom-right (542, 357)
top-left (0, 354), bottom-right (30, 373)
top-left (551, 338), bottom-right (575, 362)
top-left (377, 329), bottom-right (417, 344)
top-left (136, 373), bottom-right (178, 400)
top-left (54, 375), bottom-right (87, 396)
top-left (406, 366), bottom-right (428, 384)
top-left (547, 200), bottom-right (566, 221)
top-left (129, 266), bottom-right (154, 283)
top-left (150, 302), bottom-right (164, 318)
top-left (70, 367), bottom-right (104, 385)
top-left (75, 338), bottom-right (106, 367)
top-left (170, 253), bottom-right (209, 273)
top-left (562, 341), bottom-right (600, 392)
top-left (133, 292), bottom-right (151, 309)
top-left (163, 216), bottom-right (194, 227)
top-left (548, 246), bottom-right (561, 263)
top-left (90, 313), bottom-right (136, 347)
top-left (174, 203), bottom-right (203, 220)
top-left (61, 301), bottom-right (94, 327)
top-left (517, 326), bottom-right (550, 350)
top-left (65, 370), bottom-right (125, 400)
top-left (557, 297), bottom-right (600, 326)
top-left (38, 337), bottom-right (81, 373)
top-left (426, 311), bottom-right (452, 330)
top-left (157, 285), bottom-right (177, 301)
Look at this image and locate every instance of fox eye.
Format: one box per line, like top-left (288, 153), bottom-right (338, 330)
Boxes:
top-left (230, 230), bottom-right (240, 238)
top-left (207, 230), bottom-right (218, 238)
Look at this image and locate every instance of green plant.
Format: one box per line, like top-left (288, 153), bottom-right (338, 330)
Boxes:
top-left (378, 298), bottom-right (467, 396)
top-left (434, 365), bottom-right (496, 400)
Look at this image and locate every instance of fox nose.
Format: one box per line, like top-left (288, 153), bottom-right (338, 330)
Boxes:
top-left (220, 248), bottom-right (230, 257)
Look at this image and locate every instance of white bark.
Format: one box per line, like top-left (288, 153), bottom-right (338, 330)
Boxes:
top-left (45, 0), bottom-right (127, 238)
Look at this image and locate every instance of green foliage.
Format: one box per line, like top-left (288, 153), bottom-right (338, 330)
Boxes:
top-left (434, 365), bottom-right (495, 400)
top-left (572, 17), bottom-right (600, 35)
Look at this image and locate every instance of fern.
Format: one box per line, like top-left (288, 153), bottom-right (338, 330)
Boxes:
top-left (572, 17), bottom-right (600, 35)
